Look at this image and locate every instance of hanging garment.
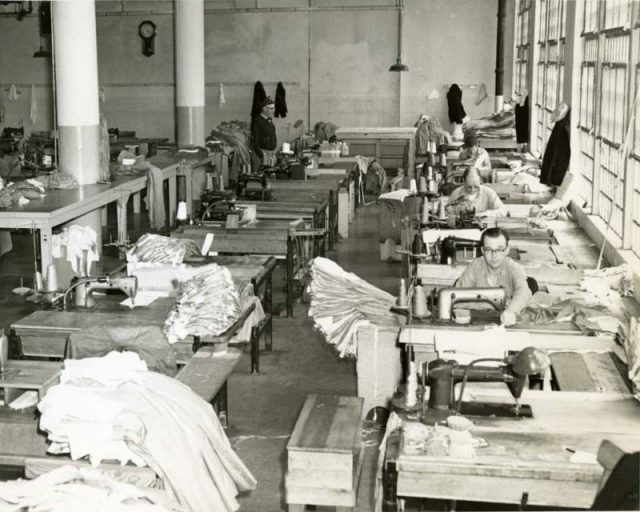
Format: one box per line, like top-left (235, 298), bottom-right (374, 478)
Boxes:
top-left (144, 163), bottom-right (166, 230)
top-left (219, 83), bottom-right (226, 109)
top-left (514, 95), bottom-right (529, 144)
top-left (274, 82), bottom-right (287, 118)
top-left (8, 85), bottom-right (18, 101)
top-left (250, 81), bottom-right (267, 118)
top-left (447, 84), bottom-right (466, 124)
top-left (540, 109), bottom-right (571, 186)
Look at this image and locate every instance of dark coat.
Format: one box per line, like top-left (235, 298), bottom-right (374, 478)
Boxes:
top-left (275, 82), bottom-right (287, 118)
top-left (251, 115), bottom-right (277, 158)
top-left (540, 110), bottom-right (571, 186)
top-left (514, 95), bottom-right (529, 144)
top-left (447, 84), bottom-right (466, 124)
top-left (251, 81), bottom-right (267, 118)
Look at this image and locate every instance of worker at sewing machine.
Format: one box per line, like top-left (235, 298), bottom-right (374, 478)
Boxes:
top-left (250, 97), bottom-right (277, 172)
top-left (446, 168), bottom-right (507, 223)
top-left (455, 227), bottom-right (532, 326)
top-left (458, 132), bottom-right (492, 182)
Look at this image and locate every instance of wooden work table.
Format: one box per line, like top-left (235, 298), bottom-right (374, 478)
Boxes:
top-left (385, 392), bottom-right (640, 509)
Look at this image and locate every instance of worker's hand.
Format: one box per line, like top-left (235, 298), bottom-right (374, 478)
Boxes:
top-left (500, 310), bottom-right (517, 326)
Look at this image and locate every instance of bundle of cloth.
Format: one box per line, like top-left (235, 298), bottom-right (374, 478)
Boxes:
top-left (208, 121), bottom-right (251, 177)
top-left (314, 121), bottom-right (338, 143)
top-left (464, 111), bottom-right (516, 139)
top-left (414, 114), bottom-right (451, 155)
top-left (37, 351), bottom-right (257, 512)
top-left (0, 465), bottom-right (184, 512)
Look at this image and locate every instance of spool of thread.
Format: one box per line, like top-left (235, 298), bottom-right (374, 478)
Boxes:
top-left (33, 271), bottom-right (44, 292)
top-left (177, 201), bottom-right (188, 221)
top-left (412, 285), bottom-right (428, 317)
top-left (439, 199), bottom-right (447, 219)
top-left (45, 264), bottom-right (58, 292)
top-left (397, 278), bottom-right (408, 308)
top-left (439, 153), bottom-right (447, 166)
top-left (421, 197), bottom-right (430, 225)
top-left (418, 176), bottom-right (428, 194)
top-left (409, 179), bottom-right (418, 195)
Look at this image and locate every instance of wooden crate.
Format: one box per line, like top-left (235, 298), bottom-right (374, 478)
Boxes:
top-left (286, 394), bottom-right (364, 510)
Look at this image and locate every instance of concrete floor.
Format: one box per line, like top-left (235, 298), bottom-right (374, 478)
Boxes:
top-left (0, 199), bottom-right (401, 511)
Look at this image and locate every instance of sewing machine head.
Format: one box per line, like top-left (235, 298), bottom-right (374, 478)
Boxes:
top-left (421, 347), bottom-right (551, 423)
top-left (436, 287), bottom-right (506, 322)
top-left (66, 275), bottom-right (138, 309)
top-left (199, 190), bottom-right (239, 222)
top-left (236, 172), bottom-right (273, 200)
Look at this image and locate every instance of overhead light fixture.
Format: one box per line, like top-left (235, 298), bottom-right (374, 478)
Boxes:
top-left (389, 0), bottom-right (408, 72)
top-left (33, 1), bottom-right (51, 58)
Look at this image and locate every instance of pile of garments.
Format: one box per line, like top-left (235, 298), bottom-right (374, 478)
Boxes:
top-left (208, 121), bottom-right (251, 178)
top-left (164, 264), bottom-right (242, 343)
top-left (0, 465), bottom-right (183, 512)
top-left (414, 114), bottom-right (451, 154)
top-left (37, 351), bottom-right (257, 512)
top-left (465, 111), bottom-right (516, 139)
top-left (126, 233), bottom-right (201, 265)
top-left (307, 257), bottom-right (403, 358)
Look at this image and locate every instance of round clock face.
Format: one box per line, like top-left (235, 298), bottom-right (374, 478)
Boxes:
top-left (138, 20), bottom-right (157, 40)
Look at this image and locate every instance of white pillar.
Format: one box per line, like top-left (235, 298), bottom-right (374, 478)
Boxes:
top-left (175, 0), bottom-right (205, 146)
top-left (52, 0), bottom-right (102, 256)
top-left (52, 0), bottom-right (101, 185)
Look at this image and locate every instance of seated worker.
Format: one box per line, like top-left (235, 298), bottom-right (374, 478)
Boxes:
top-left (458, 132), bottom-right (492, 182)
top-left (446, 168), bottom-right (507, 219)
top-left (455, 227), bottom-right (532, 326)
top-left (250, 97), bottom-right (277, 172)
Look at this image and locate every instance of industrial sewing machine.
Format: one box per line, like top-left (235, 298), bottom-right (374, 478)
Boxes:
top-left (419, 347), bottom-right (551, 423)
top-left (435, 286), bottom-right (506, 323)
top-left (62, 275), bottom-right (138, 309)
top-left (236, 153), bottom-right (308, 200)
top-left (198, 190), bottom-right (240, 222)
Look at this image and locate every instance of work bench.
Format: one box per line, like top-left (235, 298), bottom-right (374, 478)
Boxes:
top-left (172, 219), bottom-right (325, 317)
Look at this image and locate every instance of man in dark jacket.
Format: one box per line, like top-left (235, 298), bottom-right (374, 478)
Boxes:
top-left (250, 97), bottom-right (277, 172)
top-left (540, 103), bottom-right (571, 187)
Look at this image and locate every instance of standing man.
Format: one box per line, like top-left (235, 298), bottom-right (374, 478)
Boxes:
top-left (455, 227), bottom-right (532, 326)
top-left (250, 97), bottom-right (277, 172)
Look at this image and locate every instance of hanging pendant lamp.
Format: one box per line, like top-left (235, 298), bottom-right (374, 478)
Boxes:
top-left (389, 0), bottom-right (408, 72)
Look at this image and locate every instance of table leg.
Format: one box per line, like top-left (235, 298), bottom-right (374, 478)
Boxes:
top-left (251, 325), bottom-right (259, 374)
top-left (183, 165), bottom-right (193, 217)
top-left (168, 175), bottom-right (177, 228)
top-left (216, 381), bottom-right (228, 427)
top-left (287, 236), bottom-right (294, 318)
top-left (39, 226), bottom-right (53, 274)
top-left (100, 206), bottom-right (108, 226)
top-left (116, 194), bottom-right (130, 245)
top-left (132, 192), bottom-right (141, 214)
top-left (265, 274), bottom-right (273, 350)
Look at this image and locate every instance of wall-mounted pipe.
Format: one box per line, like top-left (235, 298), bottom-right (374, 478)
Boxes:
top-left (495, 0), bottom-right (506, 112)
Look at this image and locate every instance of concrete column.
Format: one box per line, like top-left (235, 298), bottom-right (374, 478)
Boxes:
top-left (495, 0), bottom-right (507, 113)
top-left (175, 0), bottom-right (205, 146)
top-left (52, 0), bottom-right (102, 255)
top-left (52, 0), bottom-right (100, 185)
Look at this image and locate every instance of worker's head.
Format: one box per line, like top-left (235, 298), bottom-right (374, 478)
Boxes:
top-left (260, 97), bottom-right (275, 119)
top-left (462, 168), bottom-right (482, 199)
top-left (463, 132), bottom-right (478, 149)
top-left (481, 227), bottom-right (509, 269)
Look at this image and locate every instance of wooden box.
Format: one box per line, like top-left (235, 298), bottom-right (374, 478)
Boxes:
top-left (286, 394), bottom-right (364, 509)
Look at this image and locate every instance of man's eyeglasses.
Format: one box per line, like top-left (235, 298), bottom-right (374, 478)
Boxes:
top-left (483, 247), bottom-right (507, 256)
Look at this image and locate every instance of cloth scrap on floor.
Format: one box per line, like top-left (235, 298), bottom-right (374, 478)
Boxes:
top-left (145, 163), bottom-right (166, 230)
top-left (0, 465), bottom-right (184, 512)
top-left (38, 351), bottom-right (257, 512)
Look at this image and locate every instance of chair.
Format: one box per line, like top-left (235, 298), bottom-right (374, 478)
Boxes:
top-left (591, 440), bottom-right (639, 510)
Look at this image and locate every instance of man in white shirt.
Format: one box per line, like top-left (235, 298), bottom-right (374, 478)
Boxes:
top-left (447, 168), bottom-right (506, 220)
top-left (455, 227), bottom-right (532, 326)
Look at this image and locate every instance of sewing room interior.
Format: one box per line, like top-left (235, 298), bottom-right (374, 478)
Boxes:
top-left (0, 0), bottom-right (639, 510)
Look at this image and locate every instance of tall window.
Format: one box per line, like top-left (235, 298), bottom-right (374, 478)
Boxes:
top-left (514, 0), bottom-right (533, 96)
top-left (533, 0), bottom-right (566, 153)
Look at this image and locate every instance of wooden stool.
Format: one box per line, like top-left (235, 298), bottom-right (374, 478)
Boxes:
top-left (286, 394), bottom-right (364, 511)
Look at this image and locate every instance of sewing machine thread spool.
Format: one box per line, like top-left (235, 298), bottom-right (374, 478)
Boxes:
top-left (176, 201), bottom-right (188, 222)
top-left (439, 199), bottom-right (447, 219)
top-left (45, 264), bottom-right (58, 292)
top-left (398, 278), bottom-right (408, 308)
top-left (421, 197), bottom-right (430, 225)
top-left (439, 153), bottom-right (447, 166)
top-left (409, 179), bottom-right (418, 195)
top-left (412, 284), bottom-right (428, 317)
top-left (405, 360), bottom-right (418, 407)
top-left (418, 176), bottom-right (428, 194)
top-left (33, 271), bottom-right (44, 292)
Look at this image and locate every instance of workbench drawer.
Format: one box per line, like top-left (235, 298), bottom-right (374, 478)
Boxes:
top-left (14, 330), bottom-right (67, 359)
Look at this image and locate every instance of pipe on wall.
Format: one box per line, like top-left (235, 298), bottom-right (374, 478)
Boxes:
top-left (495, 0), bottom-right (507, 113)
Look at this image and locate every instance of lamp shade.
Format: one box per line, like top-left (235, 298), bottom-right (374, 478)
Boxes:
top-left (389, 59), bottom-right (409, 72)
top-left (511, 347), bottom-right (551, 376)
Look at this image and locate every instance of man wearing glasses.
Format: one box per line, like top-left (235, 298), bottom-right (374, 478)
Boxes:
top-left (447, 168), bottom-right (506, 221)
top-left (455, 227), bottom-right (532, 326)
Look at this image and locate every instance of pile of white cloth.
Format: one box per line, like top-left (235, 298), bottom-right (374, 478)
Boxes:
top-left (37, 352), bottom-right (256, 512)
top-left (308, 257), bottom-right (403, 358)
top-left (0, 465), bottom-right (184, 512)
top-left (51, 225), bottom-right (99, 273)
top-left (164, 264), bottom-right (241, 343)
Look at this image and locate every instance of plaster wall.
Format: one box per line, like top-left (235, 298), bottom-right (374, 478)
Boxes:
top-left (0, 0), bottom-right (508, 142)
